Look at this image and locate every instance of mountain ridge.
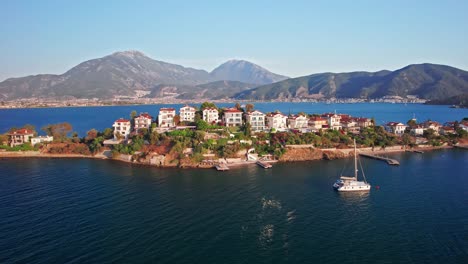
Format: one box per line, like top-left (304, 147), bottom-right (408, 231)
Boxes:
top-left (235, 63), bottom-right (468, 101)
top-left (0, 51), bottom-right (285, 99)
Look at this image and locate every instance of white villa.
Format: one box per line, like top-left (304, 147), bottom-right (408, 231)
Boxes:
top-left (158, 108), bottom-right (176, 127)
top-left (31, 135), bottom-right (53, 146)
top-left (113, 118), bottom-right (131, 140)
top-left (385, 122), bottom-right (407, 135)
top-left (8, 128), bottom-right (35, 147)
top-left (180, 105), bottom-right (196, 122)
top-left (134, 113), bottom-right (152, 132)
top-left (245, 110), bottom-right (266, 131)
top-left (202, 107), bottom-right (219, 124)
top-left (223, 108), bottom-right (243, 127)
top-left (287, 114), bottom-right (308, 129)
top-left (323, 113), bottom-right (342, 130)
top-left (266, 112), bottom-right (288, 131)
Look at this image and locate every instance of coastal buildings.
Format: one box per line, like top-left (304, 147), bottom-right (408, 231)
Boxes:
top-left (31, 136), bottom-right (53, 146)
top-left (410, 125), bottom-right (424, 136)
top-left (322, 113), bottom-right (342, 130)
top-left (113, 118), bottom-right (131, 140)
top-left (245, 110), bottom-right (266, 132)
top-left (202, 107), bottom-right (219, 124)
top-left (134, 113), bottom-right (152, 132)
top-left (385, 122), bottom-right (407, 135)
top-left (308, 116), bottom-right (328, 130)
top-left (223, 108), bottom-right (243, 127)
top-left (158, 108), bottom-right (176, 127)
top-left (287, 114), bottom-right (308, 129)
top-left (422, 121), bottom-right (441, 135)
top-left (8, 129), bottom-right (34, 147)
top-left (266, 112), bottom-right (287, 131)
top-left (180, 105), bottom-right (196, 122)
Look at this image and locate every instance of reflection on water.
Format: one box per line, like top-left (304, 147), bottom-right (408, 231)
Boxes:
top-left (336, 191), bottom-right (371, 205)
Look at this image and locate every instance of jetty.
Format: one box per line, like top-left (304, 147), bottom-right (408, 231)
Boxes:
top-left (215, 163), bottom-right (230, 171)
top-left (359, 153), bottom-right (400, 165)
top-left (406, 149), bottom-right (424, 154)
top-left (256, 160), bottom-right (273, 169)
top-left (454, 145), bottom-right (468, 150)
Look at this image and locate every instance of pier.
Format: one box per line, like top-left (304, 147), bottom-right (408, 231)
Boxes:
top-left (215, 163), bottom-right (230, 171)
top-left (359, 153), bottom-right (400, 165)
top-left (454, 145), bottom-right (468, 150)
top-left (406, 149), bottom-right (424, 154)
top-left (256, 160), bottom-right (273, 169)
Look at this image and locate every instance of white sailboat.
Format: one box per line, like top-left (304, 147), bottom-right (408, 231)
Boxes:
top-left (333, 139), bottom-right (371, 192)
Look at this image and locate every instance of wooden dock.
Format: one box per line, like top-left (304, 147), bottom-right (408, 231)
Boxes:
top-left (359, 153), bottom-right (400, 165)
top-left (215, 163), bottom-right (230, 171)
top-left (454, 145), bottom-right (468, 150)
top-left (256, 160), bottom-right (273, 169)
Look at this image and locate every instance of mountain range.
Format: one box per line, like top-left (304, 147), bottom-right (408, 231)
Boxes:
top-left (235, 64), bottom-right (468, 100)
top-left (0, 51), bottom-right (287, 100)
top-left (1, 51), bottom-right (468, 102)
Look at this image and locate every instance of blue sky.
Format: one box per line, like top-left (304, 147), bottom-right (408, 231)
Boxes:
top-left (1, 0), bottom-right (468, 81)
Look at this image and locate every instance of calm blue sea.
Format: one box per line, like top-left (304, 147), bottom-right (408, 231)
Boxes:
top-left (0, 150), bottom-right (467, 263)
top-left (1, 103), bottom-right (467, 136)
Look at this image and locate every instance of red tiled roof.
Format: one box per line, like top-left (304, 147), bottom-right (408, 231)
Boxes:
top-left (9, 128), bottom-right (34, 135)
top-left (115, 118), bottom-right (130, 123)
top-left (203, 107), bottom-right (218, 111)
top-left (160, 108), bottom-right (175, 111)
top-left (223, 108), bottom-right (242, 113)
top-left (137, 113), bottom-right (152, 119)
top-left (309, 116), bottom-right (326, 121)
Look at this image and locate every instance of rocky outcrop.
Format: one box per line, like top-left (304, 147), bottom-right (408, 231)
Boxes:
top-left (279, 147), bottom-right (323, 161)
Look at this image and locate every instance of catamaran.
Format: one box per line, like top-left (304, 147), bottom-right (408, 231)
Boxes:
top-left (333, 139), bottom-right (371, 192)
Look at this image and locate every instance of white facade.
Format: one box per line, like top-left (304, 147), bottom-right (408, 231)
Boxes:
top-left (325, 114), bottom-right (342, 130)
top-left (223, 109), bottom-right (243, 127)
top-left (134, 113), bottom-right (152, 132)
top-left (31, 136), bottom-right (53, 146)
top-left (410, 126), bottom-right (424, 136)
top-left (385, 122), bottom-right (407, 135)
top-left (158, 108), bottom-right (176, 127)
top-left (180, 105), bottom-right (196, 122)
top-left (202, 108), bottom-right (219, 124)
top-left (245, 110), bottom-right (266, 131)
top-left (287, 114), bottom-right (308, 129)
top-left (266, 112), bottom-right (288, 131)
top-left (113, 119), bottom-right (131, 140)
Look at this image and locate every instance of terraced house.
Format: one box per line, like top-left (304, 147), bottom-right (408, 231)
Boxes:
top-left (113, 118), bottom-right (131, 140)
top-left (245, 110), bottom-right (266, 132)
top-left (134, 113), bottom-right (152, 132)
top-left (180, 105), bottom-right (196, 122)
top-left (158, 108), bottom-right (176, 128)
top-left (223, 108), bottom-right (243, 127)
top-left (266, 112), bottom-right (287, 131)
top-left (287, 114), bottom-right (308, 129)
top-left (202, 107), bottom-right (219, 124)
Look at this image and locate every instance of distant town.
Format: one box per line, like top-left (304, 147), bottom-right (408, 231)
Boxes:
top-left (0, 95), bottom-right (427, 109)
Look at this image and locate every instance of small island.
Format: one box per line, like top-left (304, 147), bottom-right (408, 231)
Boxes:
top-left (1, 102), bottom-right (468, 168)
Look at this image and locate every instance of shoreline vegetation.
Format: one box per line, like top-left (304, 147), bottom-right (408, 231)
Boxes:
top-left (1, 102), bottom-right (467, 169)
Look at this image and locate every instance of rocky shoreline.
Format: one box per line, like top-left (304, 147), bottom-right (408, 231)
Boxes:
top-left (0, 145), bottom-right (456, 169)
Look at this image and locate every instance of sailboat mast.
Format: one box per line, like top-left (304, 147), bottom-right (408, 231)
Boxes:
top-left (354, 139), bottom-right (358, 179)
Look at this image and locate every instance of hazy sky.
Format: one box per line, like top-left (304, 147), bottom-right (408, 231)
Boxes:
top-left (1, 0), bottom-right (468, 81)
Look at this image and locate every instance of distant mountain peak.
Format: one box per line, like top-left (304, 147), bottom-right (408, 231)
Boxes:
top-left (111, 50), bottom-right (146, 57)
top-left (210, 59), bottom-right (288, 85)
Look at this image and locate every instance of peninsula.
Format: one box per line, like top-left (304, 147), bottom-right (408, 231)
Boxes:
top-left (1, 102), bottom-right (467, 168)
